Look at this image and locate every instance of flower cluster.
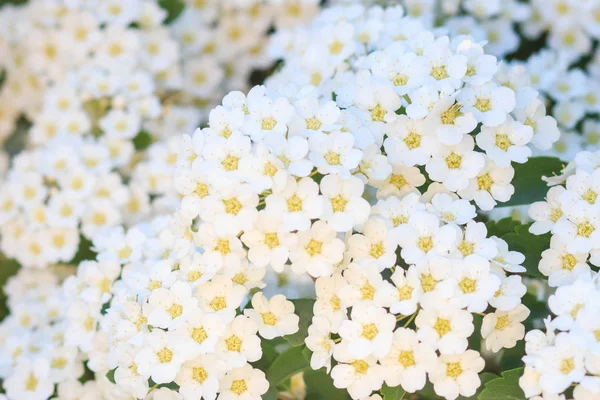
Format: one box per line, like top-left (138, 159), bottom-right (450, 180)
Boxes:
top-left (529, 149), bottom-right (600, 288)
top-left (0, 266), bottom-right (111, 399)
top-left (519, 278), bottom-right (600, 399)
top-left (524, 0), bottom-right (600, 64)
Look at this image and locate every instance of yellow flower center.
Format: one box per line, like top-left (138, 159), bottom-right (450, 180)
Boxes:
top-left (390, 174), bottom-right (408, 189)
top-left (157, 348), bottom-right (173, 363)
top-left (231, 379), bottom-right (248, 395)
top-left (51, 357), bottom-right (67, 369)
top-left (434, 318), bottom-right (451, 337)
top-left (458, 241), bottom-right (474, 257)
top-left (330, 295), bottom-right (341, 311)
top-left (188, 271), bottom-right (202, 282)
top-left (361, 283), bottom-right (376, 300)
top-left (262, 312), bottom-right (278, 326)
top-left (287, 194), bottom-right (303, 212)
top-left (474, 98), bottom-right (492, 112)
top-left (393, 73), bottom-right (408, 86)
top-left (324, 152), bottom-right (341, 165)
top-left (331, 195), bottom-right (348, 212)
top-left (369, 242), bottom-right (385, 259)
top-left (459, 277), bottom-right (477, 294)
top-left (441, 103), bottom-right (462, 125)
top-left (264, 162), bottom-right (277, 177)
top-left (167, 304), bottom-right (183, 319)
top-left (371, 104), bottom-right (386, 122)
top-left (214, 239), bottom-right (230, 255)
top-left (193, 367), bottom-right (208, 383)
top-left (195, 183), bottom-right (209, 198)
top-left (306, 117), bottom-right (322, 130)
top-left (550, 208), bottom-right (563, 222)
top-left (420, 273), bottom-right (438, 292)
top-left (264, 232), bottom-right (280, 249)
top-left (305, 239), bottom-right (323, 256)
top-left (445, 152), bottom-right (462, 169)
top-left (582, 190), bottom-right (598, 204)
top-left (232, 273), bottom-right (247, 286)
top-left (495, 134), bottom-right (512, 151)
top-left (446, 362), bottom-right (463, 378)
top-left (261, 117), bottom-right (277, 130)
top-left (192, 327), bottom-right (208, 343)
top-left (351, 360), bottom-right (369, 374)
top-left (25, 374), bottom-right (38, 391)
top-left (430, 65), bottom-right (449, 80)
top-left (417, 236), bottom-right (434, 253)
top-left (560, 358), bottom-right (575, 375)
top-left (477, 174), bottom-right (494, 191)
top-left (562, 254), bottom-right (577, 271)
top-left (223, 198), bottom-right (243, 215)
top-left (404, 132), bottom-right (422, 149)
top-left (398, 350), bottom-right (416, 367)
top-left (495, 315), bottom-right (510, 330)
top-left (210, 296), bottom-right (227, 311)
top-left (329, 40), bottom-right (344, 55)
top-left (221, 155), bottom-right (239, 171)
top-left (577, 221), bottom-right (594, 238)
top-left (226, 335), bottom-right (242, 352)
top-left (398, 285), bottom-right (413, 300)
top-left (362, 323), bottom-right (379, 340)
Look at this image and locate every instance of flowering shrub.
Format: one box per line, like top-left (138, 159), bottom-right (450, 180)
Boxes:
top-left (0, 1), bottom-right (599, 400)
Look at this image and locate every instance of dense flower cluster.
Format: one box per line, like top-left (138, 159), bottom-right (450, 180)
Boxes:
top-left (519, 278), bottom-right (600, 399)
top-left (529, 149), bottom-right (600, 288)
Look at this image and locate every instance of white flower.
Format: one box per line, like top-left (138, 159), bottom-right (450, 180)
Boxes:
top-left (388, 268), bottom-right (421, 316)
top-left (305, 315), bottom-right (335, 372)
top-left (539, 236), bottom-right (591, 287)
top-left (553, 203), bottom-right (600, 253)
top-left (196, 275), bottom-right (247, 323)
top-left (384, 115), bottom-right (439, 166)
top-left (458, 82), bottom-right (515, 127)
top-left (216, 316), bottom-right (262, 369)
top-left (171, 310), bottom-right (226, 358)
top-left (218, 364), bottom-right (269, 400)
top-left (244, 293), bottom-right (299, 340)
top-left (451, 256), bottom-right (501, 313)
top-left (290, 220), bottom-right (345, 277)
top-left (241, 212), bottom-right (297, 273)
top-left (330, 342), bottom-right (383, 400)
top-left (429, 350), bottom-right (485, 400)
top-left (416, 301), bottom-right (474, 355)
top-left (379, 328), bottom-right (437, 393)
top-left (266, 176), bottom-right (324, 232)
top-left (4, 358), bottom-right (54, 400)
top-left (398, 212), bottom-right (458, 264)
top-left (528, 186), bottom-right (567, 235)
top-left (134, 330), bottom-right (186, 384)
top-left (426, 135), bottom-right (485, 192)
top-left (144, 281), bottom-right (197, 329)
top-left (347, 218), bottom-right (398, 271)
top-left (425, 96), bottom-right (477, 146)
top-left (338, 303), bottom-right (395, 358)
top-left (477, 117), bottom-right (533, 167)
top-left (313, 273), bottom-right (350, 332)
top-left (309, 130), bottom-right (362, 177)
top-left (482, 304), bottom-right (530, 353)
top-left (458, 159), bottom-right (515, 211)
top-left (175, 354), bottom-right (227, 400)
top-left (320, 174), bottom-right (370, 232)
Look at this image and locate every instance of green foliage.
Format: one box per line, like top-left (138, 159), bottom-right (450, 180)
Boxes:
top-left (0, 256), bottom-right (20, 321)
top-left (478, 368), bottom-right (526, 400)
top-left (284, 299), bottom-right (315, 346)
top-left (158, 0), bottom-right (185, 23)
top-left (265, 345), bottom-right (310, 388)
top-left (106, 368), bottom-right (116, 384)
top-left (381, 383), bottom-right (406, 400)
top-left (500, 157), bottom-right (564, 207)
top-left (486, 218), bottom-right (550, 278)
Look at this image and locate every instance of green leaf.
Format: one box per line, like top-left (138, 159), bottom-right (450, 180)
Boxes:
top-left (265, 345), bottom-right (310, 388)
top-left (304, 368), bottom-right (350, 400)
top-left (262, 387), bottom-right (278, 400)
top-left (284, 299), bottom-right (315, 347)
top-left (251, 339), bottom-right (279, 372)
top-left (478, 368), bottom-right (525, 400)
top-left (106, 368), bottom-right (116, 384)
top-left (500, 157), bottom-right (564, 207)
top-left (0, 256), bottom-right (20, 322)
top-left (500, 228), bottom-right (549, 278)
top-left (381, 383), bottom-right (406, 399)
top-left (485, 218), bottom-right (520, 238)
top-left (158, 0), bottom-right (185, 24)
top-left (133, 130), bottom-right (153, 151)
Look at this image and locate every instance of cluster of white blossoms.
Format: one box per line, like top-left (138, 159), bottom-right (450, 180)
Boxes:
top-left (0, 0), bottom-right (319, 269)
top-left (524, 0), bottom-right (600, 64)
top-left (330, 0), bottom-right (531, 59)
top-left (519, 278), bottom-right (600, 399)
top-left (529, 149), bottom-right (600, 288)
